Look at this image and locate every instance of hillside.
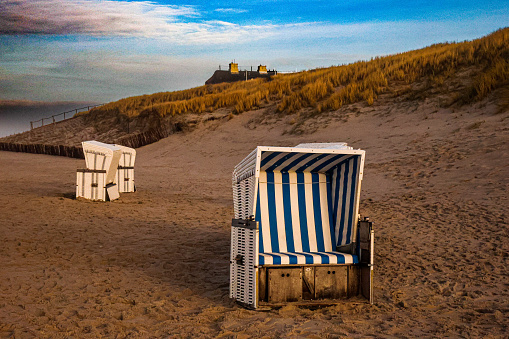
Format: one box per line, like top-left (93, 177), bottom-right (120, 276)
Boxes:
top-left (1, 27), bottom-right (508, 148)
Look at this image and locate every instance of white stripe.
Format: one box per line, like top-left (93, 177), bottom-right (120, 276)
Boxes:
top-left (332, 252), bottom-right (354, 264)
top-left (304, 154), bottom-right (336, 172)
top-left (317, 252), bottom-right (338, 264)
top-left (307, 252), bottom-right (322, 263)
top-left (335, 164), bottom-right (345, 244)
top-left (260, 253), bottom-right (273, 265)
top-left (262, 252), bottom-right (354, 265)
top-left (290, 153), bottom-right (322, 172)
top-left (320, 155), bottom-right (350, 172)
top-left (331, 168), bottom-right (337, 244)
top-left (326, 252), bottom-right (354, 264)
top-left (289, 252), bottom-right (307, 264)
top-left (289, 172), bottom-right (302, 252)
top-left (341, 160), bottom-right (354, 245)
top-left (271, 153), bottom-right (302, 172)
top-left (304, 171), bottom-right (317, 252)
top-left (259, 171), bottom-right (272, 252)
top-left (331, 168), bottom-right (337, 209)
top-left (260, 152), bottom-right (288, 170)
top-left (277, 253), bottom-right (291, 264)
top-left (273, 172), bottom-right (287, 252)
top-left (278, 252), bottom-right (307, 264)
top-left (319, 176), bottom-right (333, 251)
top-left (343, 253), bottom-right (354, 264)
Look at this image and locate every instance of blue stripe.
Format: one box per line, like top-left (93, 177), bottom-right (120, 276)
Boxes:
top-left (260, 152), bottom-right (280, 167)
top-left (338, 161), bottom-right (350, 246)
top-left (280, 153), bottom-right (314, 172)
top-left (316, 252), bottom-right (330, 264)
top-left (266, 171), bottom-right (279, 253)
top-left (327, 157), bottom-right (353, 175)
top-left (332, 167), bottom-right (341, 244)
top-left (313, 154), bottom-right (347, 172)
top-left (281, 173), bottom-right (295, 252)
top-left (256, 185), bottom-right (263, 253)
top-left (324, 252), bottom-right (350, 264)
top-left (293, 252), bottom-right (314, 264)
top-left (295, 153), bottom-right (327, 172)
top-left (259, 253), bottom-right (359, 265)
top-left (312, 173), bottom-right (325, 252)
top-left (326, 175), bottom-right (336, 249)
top-left (286, 253), bottom-right (299, 264)
top-left (345, 156), bottom-right (358, 243)
top-left (272, 253), bottom-right (282, 265)
top-left (259, 254), bottom-right (265, 265)
top-left (352, 255), bottom-right (359, 264)
top-left (265, 152), bottom-right (300, 172)
top-left (297, 172), bottom-right (310, 252)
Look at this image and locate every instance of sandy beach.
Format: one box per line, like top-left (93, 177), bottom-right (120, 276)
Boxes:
top-left (1, 95), bottom-right (508, 338)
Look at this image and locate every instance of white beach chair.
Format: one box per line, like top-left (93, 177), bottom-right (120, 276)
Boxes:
top-left (113, 144), bottom-right (136, 193)
top-left (76, 141), bottom-right (121, 201)
top-left (230, 143), bottom-right (374, 309)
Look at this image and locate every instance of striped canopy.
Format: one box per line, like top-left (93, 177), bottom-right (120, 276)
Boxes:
top-left (251, 144), bottom-right (365, 259)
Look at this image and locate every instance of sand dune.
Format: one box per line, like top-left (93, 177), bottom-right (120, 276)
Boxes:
top-left (0, 95), bottom-right (507, 337)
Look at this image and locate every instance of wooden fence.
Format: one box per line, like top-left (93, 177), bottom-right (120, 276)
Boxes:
top-left (0, 142), bottom-right (84, 158)
top-left (30, 104), bottom-right (104, 130)
top-left (0, 121), bottom-right (184, 158)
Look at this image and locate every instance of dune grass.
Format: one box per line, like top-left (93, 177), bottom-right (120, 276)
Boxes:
top-left (88, 28), bottom-right (509, 120)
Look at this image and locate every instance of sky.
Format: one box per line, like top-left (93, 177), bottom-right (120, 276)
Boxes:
top-left (0, 0), bottom-right (508, 105)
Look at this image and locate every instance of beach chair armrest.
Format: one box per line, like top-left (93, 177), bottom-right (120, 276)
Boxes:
top-left (232, 218), bottom-right (258, 230)
top-left (336, 243), bottom-right (356, 254)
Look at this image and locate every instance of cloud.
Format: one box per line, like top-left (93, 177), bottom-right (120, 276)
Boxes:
top-left (0, 0), bottom-right (198, 36)
top-left (0, 0), bottom-right (274, 44)
top-left (214, 8), bottom-right (249, 14)
top-left (4, 0), bottom-right (505, 47)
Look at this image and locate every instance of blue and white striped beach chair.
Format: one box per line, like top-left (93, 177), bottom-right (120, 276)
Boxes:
top-left (230, 143), bottom-right (374, 309)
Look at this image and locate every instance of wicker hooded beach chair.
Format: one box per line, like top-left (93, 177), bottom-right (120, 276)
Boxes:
top-left (76, 141), bottom-right (122, 201)
top-left (230, 143), bottom-right (374, 309)
top-left (113, 144), bottom-right (136, 193)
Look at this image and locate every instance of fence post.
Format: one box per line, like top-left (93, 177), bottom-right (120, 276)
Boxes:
top-left (52, 116), bottom-right (55, 124)
top-left (30, 121), bottom-right (33, 130)
top-left (41, 118), bottom-right (44, 127)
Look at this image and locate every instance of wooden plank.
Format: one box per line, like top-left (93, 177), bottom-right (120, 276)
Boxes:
top-left (258, 267), bottom-right (267, 302)
top-left (348, 265), bottom-right (360, 297)
top-left (315, 266), bottom-right (348, 299)
top-left (361, 266), bottom-right (372, 302)
top-left (268, 268), bottom-right (302, 303)
top-left (302, 266), bottom-right (315, 300)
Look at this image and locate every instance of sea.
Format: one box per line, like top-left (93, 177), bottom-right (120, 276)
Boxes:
top-left (0, 101), bottom-right (99, 138)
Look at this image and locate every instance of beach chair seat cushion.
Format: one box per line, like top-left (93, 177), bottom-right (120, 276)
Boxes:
top-left (259, 251), bottom-right (358, 265)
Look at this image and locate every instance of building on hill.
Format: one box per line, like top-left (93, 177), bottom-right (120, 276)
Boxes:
top-left (229, 62), bottom-right (239, 74)
top-left (205, 61), bottom-right (277, 85)
top-left (257, 65), bottom-right (267, 74)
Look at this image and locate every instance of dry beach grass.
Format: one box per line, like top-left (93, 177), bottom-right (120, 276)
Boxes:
top-left (0, 90), bottom-right (508, 337)
top-left (2, 28), bottom-right (508, 149)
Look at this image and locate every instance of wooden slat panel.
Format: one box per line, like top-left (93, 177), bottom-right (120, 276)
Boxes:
top-left (258, 267), bottom-right (267, 302)
top-left (268, 268), bottom-right (302, 303)
top-left (347, 265), bottom-right (360, 297)
top-left (314, 266), bottom-right (348, 299)
top-left (302, 266), bottom-right (315, 300)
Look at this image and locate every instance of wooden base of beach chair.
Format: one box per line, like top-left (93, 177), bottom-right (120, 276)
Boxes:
top-left (116, 166), bottom-right (135, 193)
top-left (258, 265), bottom-right (363, 306)
top-left (76, 169), bottom-right (119, 201)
